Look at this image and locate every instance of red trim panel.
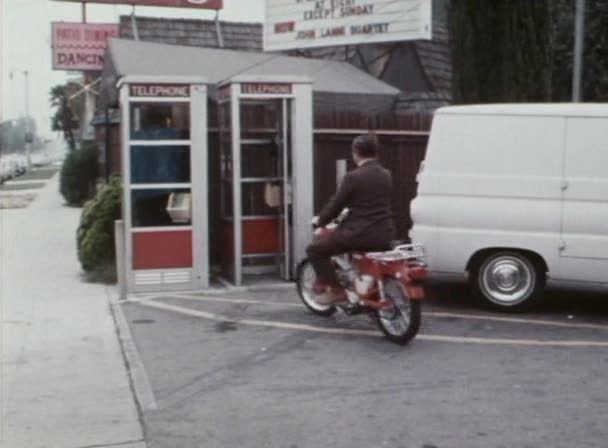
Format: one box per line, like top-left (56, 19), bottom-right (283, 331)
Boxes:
top-left (243, 218), bottom-right (280, 254)
top-left (133, 230), bottom-right (193, 269)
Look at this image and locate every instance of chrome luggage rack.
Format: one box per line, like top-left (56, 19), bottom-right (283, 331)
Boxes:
top-left (365, 244), bottom-right (425, 261)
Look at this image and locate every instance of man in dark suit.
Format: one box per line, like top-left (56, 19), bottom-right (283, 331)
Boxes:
top-left (307, 134), bottom-right (396, 305)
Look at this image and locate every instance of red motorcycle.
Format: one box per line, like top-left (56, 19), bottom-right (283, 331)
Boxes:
top-left (296, 221), bottom-right (427, 345)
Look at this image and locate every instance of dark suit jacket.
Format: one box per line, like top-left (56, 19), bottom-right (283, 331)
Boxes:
top-left (318, 159), bottom-right (395, 246)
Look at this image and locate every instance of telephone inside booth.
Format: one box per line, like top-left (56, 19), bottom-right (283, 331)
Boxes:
top-left (218, 77), bottom-right (313, 286)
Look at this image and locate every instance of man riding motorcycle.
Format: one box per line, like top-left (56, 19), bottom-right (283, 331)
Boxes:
top-left (307, 133), bottom-right (396, 305)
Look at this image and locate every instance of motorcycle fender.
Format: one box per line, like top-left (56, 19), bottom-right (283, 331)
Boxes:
top-left (390, 267), bottom-right (425, 300)
top-left (405, 284), bottom-right (425, 300)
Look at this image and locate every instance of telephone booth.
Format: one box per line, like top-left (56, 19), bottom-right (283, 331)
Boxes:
top-left (217, 76), bottom-right (314, 286)
top-left (118, 76), bottom-right (210, 292)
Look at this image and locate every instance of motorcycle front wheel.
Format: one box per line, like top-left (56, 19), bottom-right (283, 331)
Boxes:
top-left (296, 259), bottom-right (337, 317)
top-left (376, 278), bottom-right (421, 345)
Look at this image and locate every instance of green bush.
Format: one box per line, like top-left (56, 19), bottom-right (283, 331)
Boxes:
top-left (60, 141), bottom-right (99, 205)
top-left (77, 176), bottom-right (122, 279)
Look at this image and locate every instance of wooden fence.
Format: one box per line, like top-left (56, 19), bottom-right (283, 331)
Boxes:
top-left (313, 112), bottom-right (431, 239)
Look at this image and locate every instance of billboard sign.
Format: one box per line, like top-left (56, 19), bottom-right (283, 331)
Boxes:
top-left (264, 0), bottom-right (432, 51)
top-left (52, 22), bottom-right (119, 71)
top-left (51, 0), bottom-right (223, 9)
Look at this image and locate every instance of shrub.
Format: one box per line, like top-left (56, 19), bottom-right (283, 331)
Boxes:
top-left (60, 141), bottom-right (98, 205)
top-left (77, 176), bottom-right (122, 280)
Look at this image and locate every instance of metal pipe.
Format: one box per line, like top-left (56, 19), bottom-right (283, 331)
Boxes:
top-left (23, 70), bottom-right (32, 169)
top-left (23, 70), bottom-right (29, 118)
top-left (81, 1), bottom-right (86, 23)
top-left (314, 129), bottom-right (430, 136)
top-left (115, 220), bottom-right (127, 300)
top-left (105, 107), bottom-right (111, 180)
top-left (336, 159), bottom-right (347, 189)
top-left (131, 6), bottom-right (139, 40)
top-left (572, 0), bottom-right (586, 102)
top-left (207, 128), bottom-right (431, 137)
top-left (281, 98), bottom-right (291, 279)
top-left (215, 10), bottom-right (224, 48)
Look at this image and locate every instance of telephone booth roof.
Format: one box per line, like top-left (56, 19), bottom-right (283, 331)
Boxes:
top-left (102, 38), bottom-right (400, 113)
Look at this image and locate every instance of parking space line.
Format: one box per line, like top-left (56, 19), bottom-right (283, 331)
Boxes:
top-left (140, 299), bottom-right (608, 348)
top-left (425, 311), bottom-right (608, 331)
top-left (135, 294), bottom-right (608, 331)
top-left (145, 294), bottom-right (302, 308)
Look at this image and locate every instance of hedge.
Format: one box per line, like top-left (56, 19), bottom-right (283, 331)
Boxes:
top-left (60, 141), bottom-right (98, 205)
top-left (77, 176), bottom-right (122, 276)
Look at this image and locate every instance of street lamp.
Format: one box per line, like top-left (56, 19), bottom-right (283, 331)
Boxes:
top-left (8, 69), bottom-right (32, 169)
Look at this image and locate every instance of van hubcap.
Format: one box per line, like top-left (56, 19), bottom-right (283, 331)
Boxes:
top-left (481, 256), bottom-right (534, 305)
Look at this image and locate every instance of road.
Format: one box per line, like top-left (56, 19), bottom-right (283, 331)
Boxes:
top-left (118, 285), bottom-right (608, 448)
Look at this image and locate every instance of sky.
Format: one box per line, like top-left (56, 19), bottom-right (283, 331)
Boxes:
top-left (0, 0), bottom-right (265, 137)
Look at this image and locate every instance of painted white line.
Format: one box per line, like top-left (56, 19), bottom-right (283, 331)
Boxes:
top-left (2, 180), bottom-right (45, 186)
top-left (143, 299), bottom-right (379, 336)
top-left (0, 190), bottom-right (40, 196)
top-left (141, 300), bottom-right (608, 348)
top-left (111, 302), bottom-right (159, 411)
top-left (128, 283), bottom-right (294, 301)
top-left (141, 294), bottom-right (608, 331)
top-left (425, 311), bottom-right (608, 331)
top-left (151, 294), bottom-right (302, 308)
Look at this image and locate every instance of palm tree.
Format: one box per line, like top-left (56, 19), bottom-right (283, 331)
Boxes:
top-left (50, 82), bottom-right (82, 151)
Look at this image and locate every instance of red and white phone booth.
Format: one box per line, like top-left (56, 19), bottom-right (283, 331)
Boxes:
top-left (118, 76), bottom-right (209, 292)
top-left (217, 76), bottom-right (314, 286)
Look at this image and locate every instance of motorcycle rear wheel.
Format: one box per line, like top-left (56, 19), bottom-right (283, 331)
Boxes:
top-left (376, 278), bottom-right (421, 345)
top-left (296, 259), bottom-right (337, 317)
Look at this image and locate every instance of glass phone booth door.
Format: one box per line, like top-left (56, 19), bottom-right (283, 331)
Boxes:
top-left (219, 83), bottom-right (299, 286)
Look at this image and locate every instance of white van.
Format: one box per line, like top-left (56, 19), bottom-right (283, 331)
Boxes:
top-left (411, 104), bottom-right (608, 309)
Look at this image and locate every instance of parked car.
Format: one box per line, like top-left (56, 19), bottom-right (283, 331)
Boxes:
top-left (31, 151), bottom-right (50, 167)
top-left (411, 103), bottom-right (608, 309)
top-left (0, 157), bottom-right (17, 182)
top-left (11, 154), bottom-right (27, 176)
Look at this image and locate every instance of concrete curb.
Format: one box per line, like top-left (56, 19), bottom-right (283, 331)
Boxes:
top-left (109, 288), bottom-right (159, 415)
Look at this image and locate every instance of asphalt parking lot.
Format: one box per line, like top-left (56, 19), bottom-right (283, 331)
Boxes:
top-left (119, 285), bottom-right (608, 448)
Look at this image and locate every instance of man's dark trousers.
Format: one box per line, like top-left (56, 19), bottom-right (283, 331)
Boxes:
top-left (307, 228), bottom-right (394, 288)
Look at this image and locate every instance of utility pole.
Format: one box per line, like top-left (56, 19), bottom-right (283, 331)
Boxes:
top-left (22, 70), bottom-right (33, 169)
top-left (572, 0), bottom-right (586, 102)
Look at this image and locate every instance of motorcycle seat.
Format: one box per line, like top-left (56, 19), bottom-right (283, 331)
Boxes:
top-left (390, 239), bottom-right (411, 248)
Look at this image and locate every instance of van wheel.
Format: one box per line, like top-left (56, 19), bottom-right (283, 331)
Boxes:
top-left (471, 251), bottom-right (545, 310)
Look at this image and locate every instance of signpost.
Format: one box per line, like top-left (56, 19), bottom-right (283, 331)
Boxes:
top-left (52, 22), bottom-right (119, 71)
top-left (51, 0), bottom-right (223, 148)
top-left (264, 0), bottom-right (432, 51)
top-left (51, 0), bottom-right (223, 9)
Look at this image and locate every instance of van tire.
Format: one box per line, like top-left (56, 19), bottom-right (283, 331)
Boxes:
top-left (471, 251), bottom-right (545, 311)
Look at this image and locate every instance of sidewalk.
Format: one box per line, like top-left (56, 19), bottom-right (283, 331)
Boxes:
top-left (1, 175), bottom-right (144, 448)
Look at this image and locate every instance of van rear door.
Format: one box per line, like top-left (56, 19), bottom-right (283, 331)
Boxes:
top-left (559, 117), bottom-right (608, 283)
